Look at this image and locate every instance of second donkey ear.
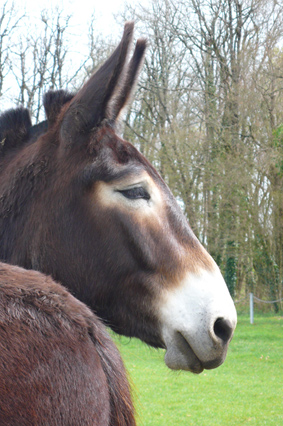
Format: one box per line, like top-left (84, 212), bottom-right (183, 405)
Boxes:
top-left (60, 22), bottom-right (146, 147)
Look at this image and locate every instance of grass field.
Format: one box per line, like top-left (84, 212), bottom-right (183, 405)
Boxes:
top-left (111, 314), bottom-right (283, 426)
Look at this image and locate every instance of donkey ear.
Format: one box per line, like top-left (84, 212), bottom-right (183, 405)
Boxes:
top-left (109, 38), bottom-right (147, 124)
top-left (61, 22), bottom-right (135, 144)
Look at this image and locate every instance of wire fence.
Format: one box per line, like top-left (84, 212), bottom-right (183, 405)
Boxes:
top-left (253, 295), bottom-right (283, 304)
top-left (234, 295), bottom-right (283, 304)
top-left (234, 293), bottom-right (283, 324)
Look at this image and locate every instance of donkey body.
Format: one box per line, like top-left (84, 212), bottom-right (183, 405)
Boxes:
top-left (0, 23), bottom-right (236, 374)
top-left (0, 262), bottom-right (134, 426)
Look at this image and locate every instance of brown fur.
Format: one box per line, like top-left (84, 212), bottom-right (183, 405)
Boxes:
top-left (0, 21), bottom-right (229, 423)
top-left (0, 23), bottom-right (214, 349)
top-left (0, 262), bottom-right (135, 426)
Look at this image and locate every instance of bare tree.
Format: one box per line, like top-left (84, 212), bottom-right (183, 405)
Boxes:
top-left (0, 1), bottom-right (24, 98)
top-left (9, 9), bottom-right (73, 121)
top-left (117, 0), bottom-right (283, 306)
top-left (1, 0), bottom-right (283, 306)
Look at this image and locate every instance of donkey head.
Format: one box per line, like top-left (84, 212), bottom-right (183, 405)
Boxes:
top-left (3, 23), bottom-right (237, 373)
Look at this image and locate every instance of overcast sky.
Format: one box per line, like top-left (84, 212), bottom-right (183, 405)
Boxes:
top-left (1, 0), bottom-right (144, 111)
top-left (21, 0), bottom-right (135, 36)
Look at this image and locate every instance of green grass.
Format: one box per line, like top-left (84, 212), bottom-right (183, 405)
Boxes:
top-left (111, 314), bottom-right (283, 425)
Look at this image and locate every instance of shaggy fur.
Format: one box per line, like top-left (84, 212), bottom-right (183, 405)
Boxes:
top-left (0, 262), bottom-right (135, 426)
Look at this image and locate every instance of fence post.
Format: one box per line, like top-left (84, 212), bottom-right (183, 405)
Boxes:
top-left (250, 293), bottom-right (254, 324)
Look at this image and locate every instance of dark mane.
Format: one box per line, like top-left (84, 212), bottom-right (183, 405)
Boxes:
top-left (43, 89), bottom-right (75, 126)
top-left (28, 120), bottom-right (49, 143)
top-left (0, 107), bottom-right (31, 155)
top-left (0, 90), bottom-right (75, 157)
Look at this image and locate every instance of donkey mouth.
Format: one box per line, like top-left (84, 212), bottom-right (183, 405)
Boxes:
top-left (164, 332), bottom-right (204, 374)
top-left (164, 331), bottom-right (228, 373)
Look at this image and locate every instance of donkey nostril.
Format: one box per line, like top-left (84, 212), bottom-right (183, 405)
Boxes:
top-left (213, 318), bottom-right (234, 344)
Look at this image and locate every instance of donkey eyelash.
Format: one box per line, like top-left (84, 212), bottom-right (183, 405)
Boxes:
top-left (117, 187), bottom-right (150, 201)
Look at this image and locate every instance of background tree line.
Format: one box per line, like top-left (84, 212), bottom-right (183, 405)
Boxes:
top-left (1, 0), bottom-right (283, 310)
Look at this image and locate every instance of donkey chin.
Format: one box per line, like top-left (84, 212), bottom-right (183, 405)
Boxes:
top-left (163, 333), bottom-right (229, 374)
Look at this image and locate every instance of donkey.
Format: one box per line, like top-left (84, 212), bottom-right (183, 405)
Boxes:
top-left (0, 262), bottom-right (135, 426)
top-left (0, 23), bottom-right (237, 374)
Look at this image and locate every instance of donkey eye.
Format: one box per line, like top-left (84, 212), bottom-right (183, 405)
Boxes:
top-left (117, 187), bottom-right (150, 201)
